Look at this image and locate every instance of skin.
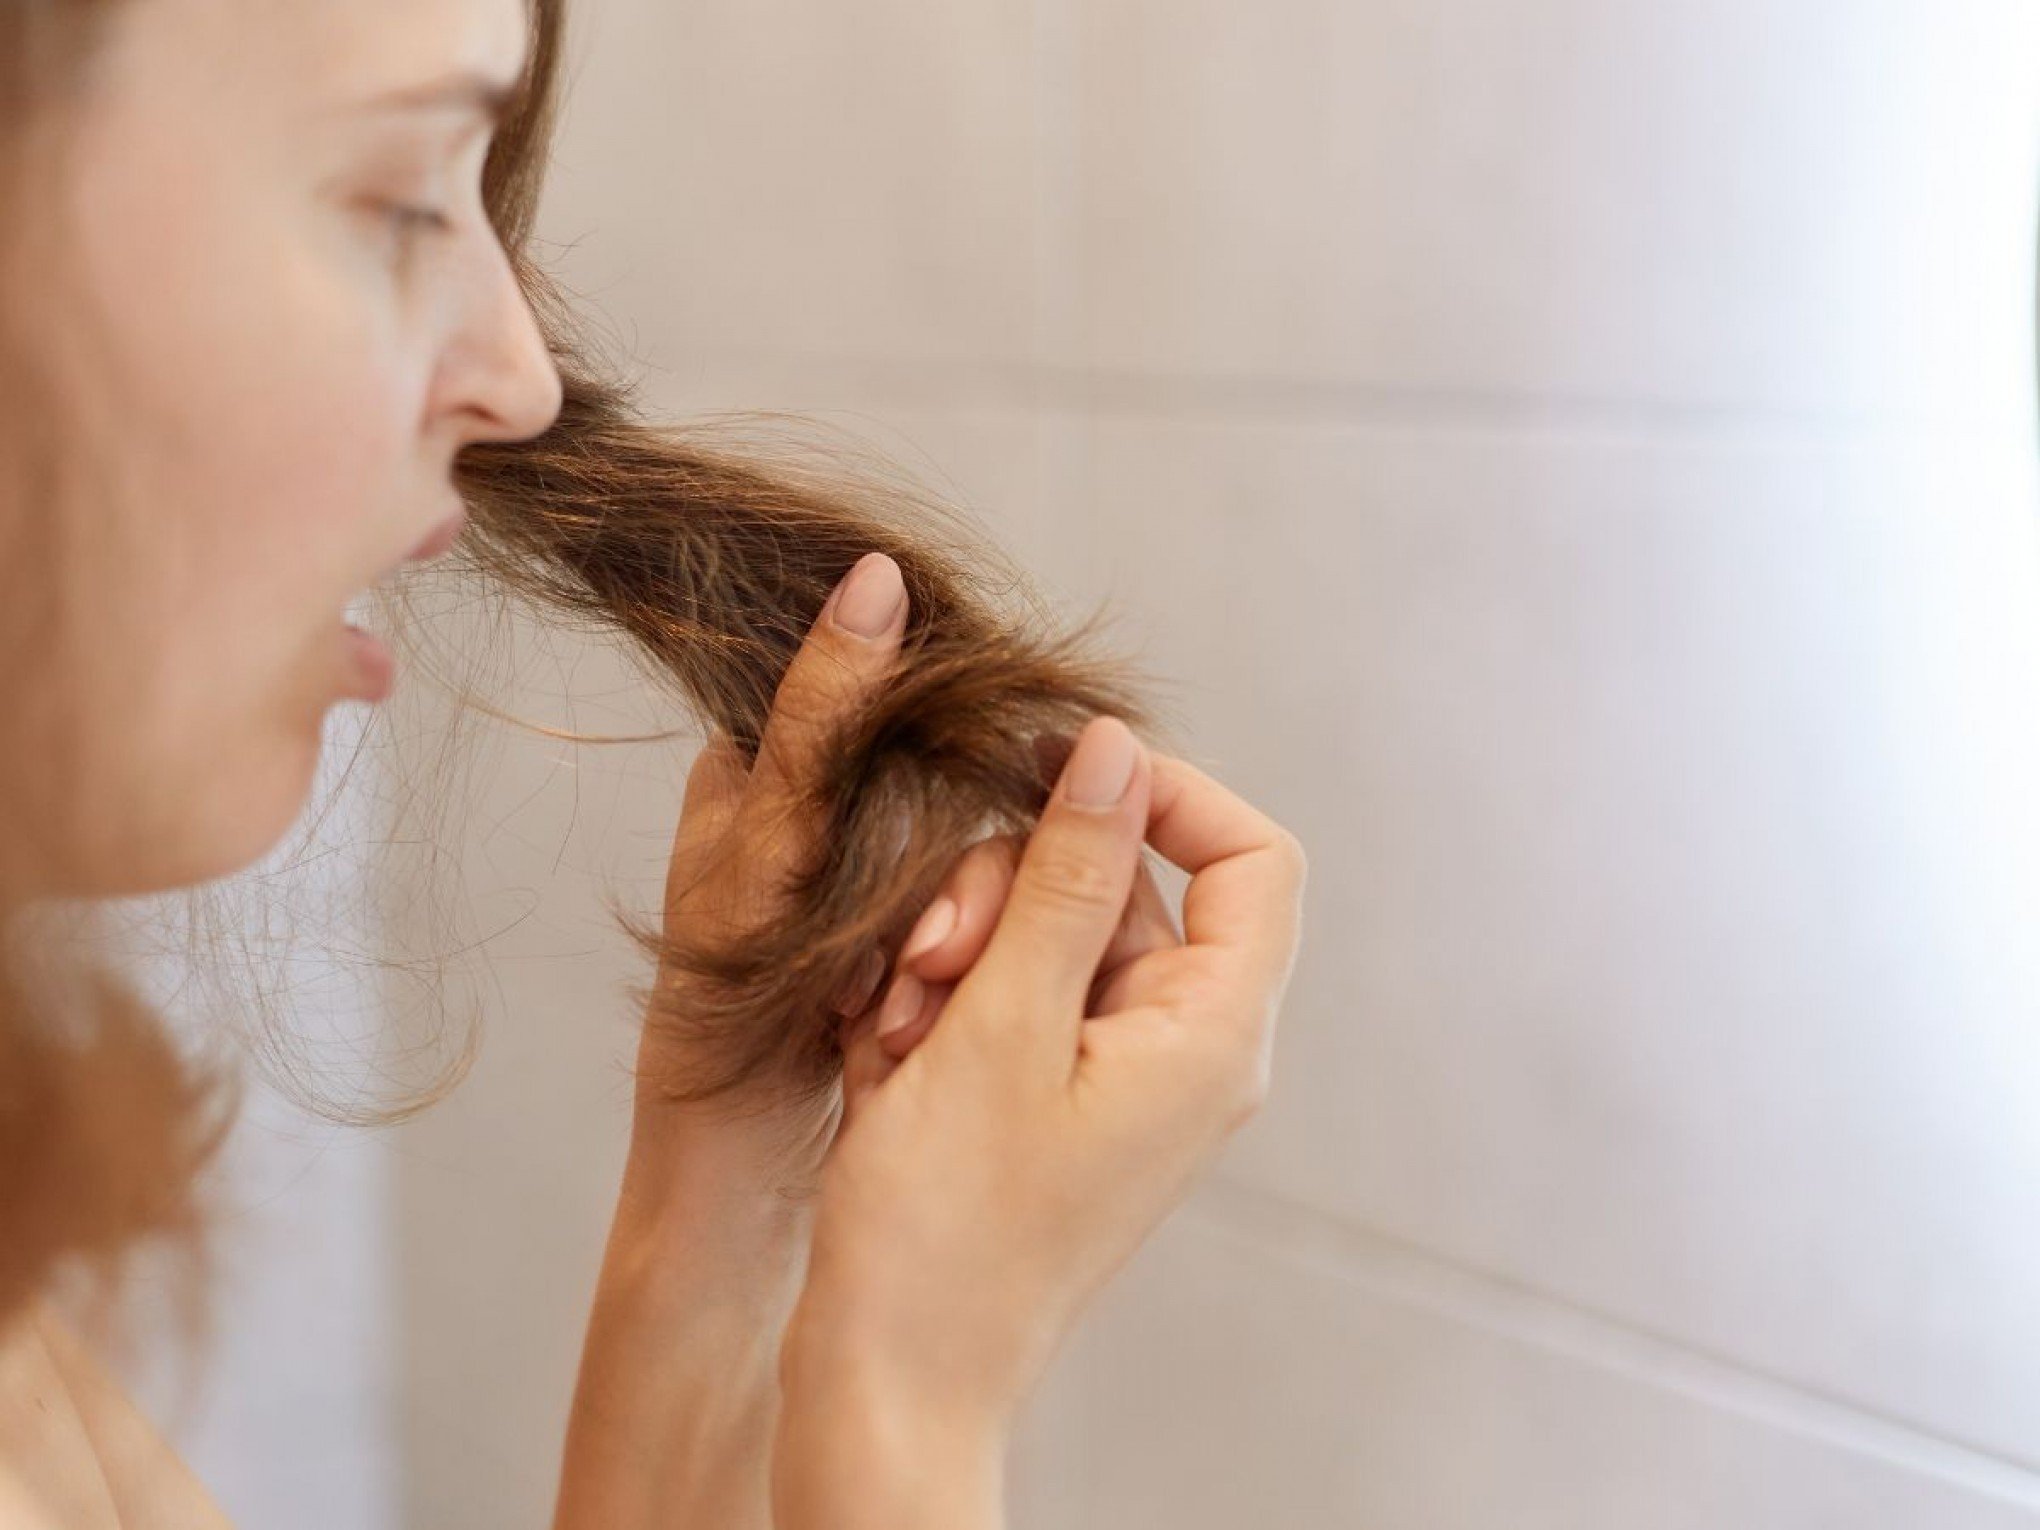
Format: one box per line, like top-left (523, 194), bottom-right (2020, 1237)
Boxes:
top-left (558, 556), bottom-right (1194, 1529)
top-left (1, 0), bottom-right (1308, 1524)
top-left (51, 0), bottom-right (561, 896)
top-left (777, 709), bottom-right (1308, 1530)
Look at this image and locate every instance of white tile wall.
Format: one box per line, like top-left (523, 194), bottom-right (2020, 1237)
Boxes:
top-left (1075, 416), bottom-right (2040, 1467)
top-left (1065, 0), bottom-right (2040, 426)
top-left (1017, 1196), bottom-right (2040, 1528)
top-left (533, 0), bottom-right (1043, 370)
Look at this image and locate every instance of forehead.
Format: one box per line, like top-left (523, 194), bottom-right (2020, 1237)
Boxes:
top-left (284, 0), bottom-right (530, 97)
top-left (121, 0), bottom-right (529, 111)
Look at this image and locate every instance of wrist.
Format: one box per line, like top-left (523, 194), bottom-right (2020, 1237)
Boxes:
top-left (611, 1094), bottom-right (822, 1267)
top-left (774, 1313), bottom-right (1009, 1530)
top-left (556, 1257), bottom-right (786, 1530)
top-left (553, 1117), bottom-right (816, 1530)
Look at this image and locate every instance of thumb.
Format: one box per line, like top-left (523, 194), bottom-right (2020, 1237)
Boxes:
top-left (949, 715), bottom-right (1150, 1072)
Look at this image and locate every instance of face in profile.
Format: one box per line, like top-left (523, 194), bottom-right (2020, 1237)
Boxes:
top-left (47, 0), bottom-right (563, 895)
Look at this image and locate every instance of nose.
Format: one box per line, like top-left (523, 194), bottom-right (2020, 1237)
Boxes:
top-left (436, 240), bottom-right (565, 447)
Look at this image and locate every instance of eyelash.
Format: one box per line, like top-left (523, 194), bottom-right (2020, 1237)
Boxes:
top-left (380, 201), bottom-right (457, 257)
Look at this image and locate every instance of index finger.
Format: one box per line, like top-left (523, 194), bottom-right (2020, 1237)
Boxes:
top-left (736, 552), bottom-right (909, 873)
top-left (1145, 753), bottom-right (1308, 991)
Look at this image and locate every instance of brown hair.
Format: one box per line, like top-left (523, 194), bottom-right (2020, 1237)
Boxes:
top-left (0, 0), bottom-right (1177, 1329)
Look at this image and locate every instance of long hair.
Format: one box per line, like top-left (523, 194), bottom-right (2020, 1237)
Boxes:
top-left (0, 0), bottom-right (1174, 1328)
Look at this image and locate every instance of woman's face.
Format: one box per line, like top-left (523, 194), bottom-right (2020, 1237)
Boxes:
top-left (50, 0), bottom-right (562, 895)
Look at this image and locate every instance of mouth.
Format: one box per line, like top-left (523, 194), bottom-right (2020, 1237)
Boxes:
top-left (388, 506), bottom-right (469, 581)
top-left (343, 506), bottom-right (469, 610)
top-left (335, 506), bottom-right (468, 704)
top-left (338, 617), bottom-right (396, 703)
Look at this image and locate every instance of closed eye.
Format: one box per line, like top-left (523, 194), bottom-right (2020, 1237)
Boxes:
top-left (385, 203), bottom-right (455, 238)
top-left (366, 199), bottom-right (461, 267)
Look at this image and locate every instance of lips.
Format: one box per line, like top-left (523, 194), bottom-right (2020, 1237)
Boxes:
top-left (359, 507), bottom-right (469, 596)
top-left (333, 506), bottom-right (467, 704)
top-left (403, 507), bottom-right (468, 569)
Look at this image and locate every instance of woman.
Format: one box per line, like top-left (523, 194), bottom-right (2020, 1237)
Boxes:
top-left (0, 0), bottom-right (1308, 1526)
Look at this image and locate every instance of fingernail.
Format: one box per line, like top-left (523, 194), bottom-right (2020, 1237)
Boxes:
top-left (900, 897), bottom-right (958, 964)
top-left (830, 553), bottom-right (906, 638)
top-left (1062, 717), bottom-right (1138, 808)
top-left (875, 970), bottom-right (923, 1040)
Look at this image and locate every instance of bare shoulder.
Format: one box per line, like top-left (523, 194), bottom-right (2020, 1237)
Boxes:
top-left (0, 1302), bottom-right (232, 1530)
top-left (0, 1305), bottom-right (120, 1529)
top-left (0, 1459), bottom-right (75, 1530)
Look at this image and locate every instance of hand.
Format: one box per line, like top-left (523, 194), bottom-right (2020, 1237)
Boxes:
top-left (776, 715), bottom-right (1308, 1512)
top-left (556, 550), bottom-right (917, 1530)
top-left (834, 817), bottom-right (1186, 1128)
top-left (624, 549), bottom-right (912, 1199)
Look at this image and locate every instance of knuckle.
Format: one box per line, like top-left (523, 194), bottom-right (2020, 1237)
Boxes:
top-left (1022, 841), bottom-right (1122, 917)
top-left (1209, 1036), bottom-right (1271, 1129)
top-left (1171, 969), bottom-right (1231, 1019)
top-left (765, 683), bottom-right (835, 737)
top-left (1168, 1025), bottom-right (1268, 1132)
top-left (1158, 949), bottom-right (1234, 1014)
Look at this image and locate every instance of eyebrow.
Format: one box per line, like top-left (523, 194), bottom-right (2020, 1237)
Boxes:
top-left (358, 69), bottom-right (523, 127)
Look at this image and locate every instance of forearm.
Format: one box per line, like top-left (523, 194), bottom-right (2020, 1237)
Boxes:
top-left (552, 1121), bottom-right (813, 1530)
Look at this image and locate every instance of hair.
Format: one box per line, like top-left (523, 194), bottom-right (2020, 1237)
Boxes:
top-left (0, 0), bottom-right (1180, 1335)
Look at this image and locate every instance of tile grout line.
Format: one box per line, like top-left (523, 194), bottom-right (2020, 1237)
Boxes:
top-left (647, 349), bottom-right (2029, 448)
top-left (1185, 1173), bottom-right (2040, 1512)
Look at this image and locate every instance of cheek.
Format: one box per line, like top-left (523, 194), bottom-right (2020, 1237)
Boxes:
top-left (69, 142), bottom-right (436, 879)
top-left (111, 315), bottom-right (413, 884)
top-left (176, 255), bottom-right (422, 578)
top-left (78, 144), bottom-right (430, 603)
top-left (130, 254), bottom-right (419, 716)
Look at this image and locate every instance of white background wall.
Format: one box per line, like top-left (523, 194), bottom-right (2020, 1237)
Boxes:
top-left (167, 2), bottom-right (2040, 1526)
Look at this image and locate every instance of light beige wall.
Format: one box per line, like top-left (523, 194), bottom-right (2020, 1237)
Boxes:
top-left (386, 2), bottom-right (2040, 1526)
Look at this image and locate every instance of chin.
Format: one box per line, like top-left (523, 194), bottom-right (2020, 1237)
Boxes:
top-left (99, 733), bottom-right (329, 898)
